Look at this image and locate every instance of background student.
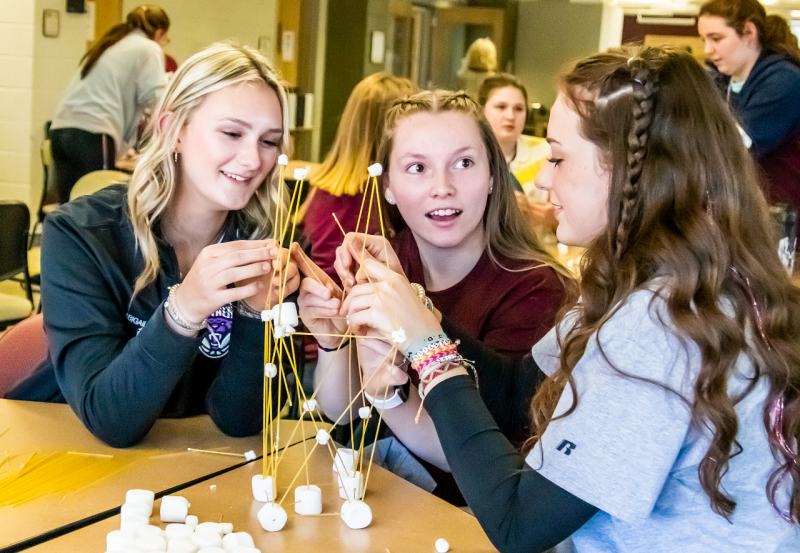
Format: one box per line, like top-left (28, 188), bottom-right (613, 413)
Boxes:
top-left (50, 4), bottom-right (170, 203)
top-left (479, 73), bottom-right (556, 230)
top-left (699, 0), bottom-right (800, 213)
top-left (11, 44), bottom-right (299, 448)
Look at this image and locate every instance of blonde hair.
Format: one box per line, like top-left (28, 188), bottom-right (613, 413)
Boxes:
top-left (310, 73), bottom-right (417, 196)
top-left (377, 90), bottom-right (574, 284)
top-left (129, 42), bottom-right (290, 294)
top-left (466, 38), bottom-right (497, 72)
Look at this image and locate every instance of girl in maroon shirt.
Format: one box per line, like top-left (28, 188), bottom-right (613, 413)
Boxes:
top-left (299, 90), bottom-right (574, 504)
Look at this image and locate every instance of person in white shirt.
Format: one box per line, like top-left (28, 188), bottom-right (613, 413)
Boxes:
top-left (50, 4), bottom-right (170, 203)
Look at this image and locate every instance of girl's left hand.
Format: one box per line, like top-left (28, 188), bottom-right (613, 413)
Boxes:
top-left (355, 330), bottom-right (409, 398)
top-left (238, 242), bottom-right (300, 310)
top-left (341, 259), bottom-right (442, 355)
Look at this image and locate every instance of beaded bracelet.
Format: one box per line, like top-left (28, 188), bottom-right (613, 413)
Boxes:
top-left (165, 284), bottom-right (207, 332)
top-left (405, 333), bottom-right (449, 363)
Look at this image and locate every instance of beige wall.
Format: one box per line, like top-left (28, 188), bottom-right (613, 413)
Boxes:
top-left (123, 0), bottom-right (278, 65)
top-left (0, 0), bottom-right (35, 208)
top-left (0, 0), bottom-right (91, 214)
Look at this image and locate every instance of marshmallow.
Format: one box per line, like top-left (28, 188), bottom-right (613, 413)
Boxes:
top-left (316, 428), bottom-right (330, 445)
top-left (278, 154), bottom-right (288, 166)
top-left (251, 474), bottom-right (277, 502)
top-left (257, 502), bottom-right (287, 532)
top-left (294, 485), bottom-right (322, 515)
top-left (135, 535), bottom-right (167, 551)
top-left (196, 548), bottom-right (225, 553)
top-left (138, 525), bottom-right (165, 539)
top-left (293, 168), bottom-right (307, 181)
top-left (273, 324), bottom-right (295, 339)
top-left (229, 548), bottom-right (261, 553)
top-left (220, 523), bottom-right (233, 535)
top-left (221, 532), bottom-right (255, 551)
top-left (165, 524), bottom-right (193, 541)
top-left (244, 450), bottom-right (256, 461)
top-left (358, 406), bottom-right (370, 419)
top-left (263, 303), bottom-right (299, 340)
top-left (340, 500), bottom-right (372, 529)
top-left (260, 310), bottom-right (270, 322)
top-left (121, 503), bottom-right (151, 518)
top-left (333, 448), bottom-right (355, 475)
top-left (367, 163), bottom-right (383, 177)
top-left (264, 363), bottom-right (277, 378)
top-left (338, 470), bottom-right (364, 501)
top-left (166, 537), bottom-right (198, 552)
top-left (435, 538), bottom-right (450, 552)
top-left (190, 530), bottom-right (222, 549)
top-left (107, 530), bottom-right (136, 551)
top-left (302, 399), bottom-right (317, 413)
top-left (195, 522), bottom-right (223, 536)
top-left (160, 495), bottom-right (190, 523)
top-left (185, 515), bottom-right (199, 529)
top-left (120, 514), bottom-right (149, 533)
top-left (391, 329), bottom-right (406, 343)
top-left (126, 489), bottom-right (155, 510)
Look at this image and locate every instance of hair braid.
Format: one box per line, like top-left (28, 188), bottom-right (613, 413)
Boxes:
top-left (615, 65), bottom-right (657, 258)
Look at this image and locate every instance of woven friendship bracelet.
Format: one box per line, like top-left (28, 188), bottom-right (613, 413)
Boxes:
top-left (411, 342), bottom-right (458, 374)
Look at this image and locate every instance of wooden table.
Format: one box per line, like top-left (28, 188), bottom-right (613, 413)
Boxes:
top-left (0, 400), bottom-right (316, 552)
top-left (31, 438), bottom-right (498, 553)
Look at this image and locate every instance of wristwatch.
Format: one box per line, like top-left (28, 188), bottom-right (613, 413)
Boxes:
top-left (363, 387), bottom-right (407, 410)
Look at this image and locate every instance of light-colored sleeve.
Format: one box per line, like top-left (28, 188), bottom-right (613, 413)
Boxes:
top-left (135, 43), bottom-right (167, 110)
top-left (526, 292), bottom-right (695, 523)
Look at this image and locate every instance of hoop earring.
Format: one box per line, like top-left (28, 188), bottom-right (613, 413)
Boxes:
top-left (173, 152), bottom-right (178, 163)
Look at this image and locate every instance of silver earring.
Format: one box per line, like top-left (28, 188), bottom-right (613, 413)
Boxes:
top-left (385, 196), bottom-right (394, 205)
top-left (173, 152), bottom-right (178, 163)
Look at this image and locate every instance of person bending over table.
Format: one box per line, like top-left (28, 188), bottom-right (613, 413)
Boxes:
top-left (299, 90), bottom-right (574, 505)
top-left (339, 47), bottom-right (800, 552)
top-left (11, 44), bottom-right (299, 448)
top-left (50, 4), bottom-right (171, 203)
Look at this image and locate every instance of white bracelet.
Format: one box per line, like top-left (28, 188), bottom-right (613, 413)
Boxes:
top-left (363, 388), bottom-right (406, 410)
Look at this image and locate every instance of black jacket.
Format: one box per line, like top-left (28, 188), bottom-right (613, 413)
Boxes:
top-left (25, 184), bottom-right (282, 447)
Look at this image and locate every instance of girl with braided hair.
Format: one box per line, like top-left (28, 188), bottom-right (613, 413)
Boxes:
top-left (339, 46), bottom-right (800, 551)
top-left (300, 90), bottom-right (572, 505)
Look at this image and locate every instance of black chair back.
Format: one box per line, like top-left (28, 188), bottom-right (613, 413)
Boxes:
top-left (0, 203), bottom-right (32, 304)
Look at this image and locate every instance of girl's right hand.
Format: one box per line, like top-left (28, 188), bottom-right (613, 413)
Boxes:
top-left (174, 239), bottom-right (280, 324)
top-left (297, 277), bottom-right (347, 350)
top-left (334, 233), bottom-right (405, 289)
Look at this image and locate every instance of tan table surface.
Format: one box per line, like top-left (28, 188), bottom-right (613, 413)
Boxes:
top-left (0, 400), bottom-right (317, 551)
top-left (33, 437), bottom-right (498, 553)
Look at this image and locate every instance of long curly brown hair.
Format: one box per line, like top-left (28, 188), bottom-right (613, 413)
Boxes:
top-left (527, 46), bottom-right (800, 523)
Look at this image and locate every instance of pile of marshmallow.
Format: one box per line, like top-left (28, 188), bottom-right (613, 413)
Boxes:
top-left (106, 489), bottom-right (259, 553)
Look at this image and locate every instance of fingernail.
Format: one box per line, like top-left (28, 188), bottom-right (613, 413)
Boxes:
top-left (263, 263), bottom-right (271, 270)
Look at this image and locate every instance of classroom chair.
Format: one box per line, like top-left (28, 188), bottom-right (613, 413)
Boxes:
top-left (0, 202), bottom-right (34, 330)
top-left (70, 170), bottom-right (130, 201)
top-left (0, 314), bottom-right (48, 398)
